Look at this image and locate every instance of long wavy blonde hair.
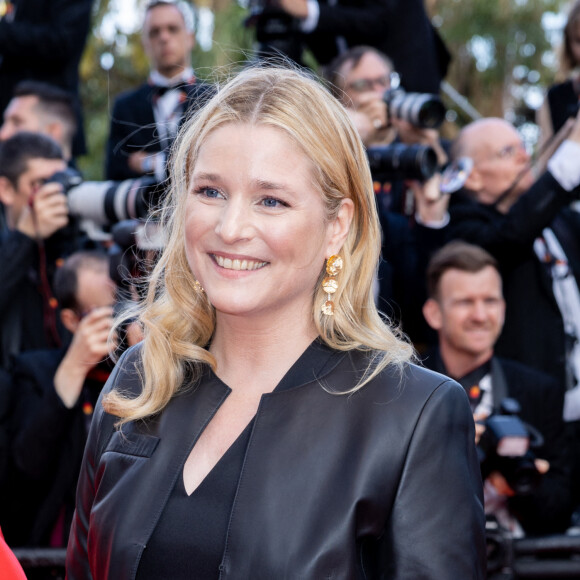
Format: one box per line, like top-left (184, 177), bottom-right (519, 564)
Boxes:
top-left (104, 65), bottom-right (414, 422)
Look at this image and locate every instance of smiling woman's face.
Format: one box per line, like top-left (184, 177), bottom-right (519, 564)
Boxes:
top-left (184, 122), bottom-right (344, 324)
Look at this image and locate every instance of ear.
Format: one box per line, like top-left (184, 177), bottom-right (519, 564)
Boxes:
top-left (463, 164), bottom-right (484, 192)
top-left (0, 176), bottom-right (16, 206)
top-left (45, 121), bottom-right (63, 145)
top-left (60, 308), bottom-right (80, 334)
top-left (422, 298), bottom-right (443, 331)
top-left (326, 198), bottom-right (354, 256)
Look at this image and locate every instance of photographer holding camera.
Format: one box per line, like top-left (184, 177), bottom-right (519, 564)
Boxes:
top-left (423, 241), bottom-right (572, 537)
top-left (324, 46), bottom-right (451, 347)
top-left (0, 132), bottom-right (77, 370)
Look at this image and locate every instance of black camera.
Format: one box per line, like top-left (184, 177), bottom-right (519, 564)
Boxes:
top-left (478, 398), bottom-right (544, 496)
top-left (244, 1), bottom-right (305, 64)
top-left (383, 89), bottom-right (446, 129)
top-left (46, 168), bottom-right (166, 229)
top-left (366, 143), bottom-right (438, 182)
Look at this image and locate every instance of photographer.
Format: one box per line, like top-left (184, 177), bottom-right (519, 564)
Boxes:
top-left (0, 132), bottom-right (76, 370)
top-left (324, 46), bottom-right (450, 347)
top-left (423, 241), bottom-right (572, 536)
top-left (0, 250), bottom-right (134, 548)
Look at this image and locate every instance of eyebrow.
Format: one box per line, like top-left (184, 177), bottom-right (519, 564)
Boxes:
top-left (193, 172), bottom-right (292, 193)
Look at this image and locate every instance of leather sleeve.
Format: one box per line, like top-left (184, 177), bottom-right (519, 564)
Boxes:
top-left (65, 348), bottom-right (133, 579)
top-left (382, 380), bottom-right (487, 579)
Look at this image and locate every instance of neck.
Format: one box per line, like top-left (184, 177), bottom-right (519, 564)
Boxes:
top-left (438, 342), bottom-right (493, 380)
top-left (210, 311), bottom-right (318, 394)
top-left (151, 66), bottom-right (192, 84)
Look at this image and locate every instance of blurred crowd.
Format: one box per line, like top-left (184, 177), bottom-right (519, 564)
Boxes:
top-left (1, 0), bottom-right (580, 578)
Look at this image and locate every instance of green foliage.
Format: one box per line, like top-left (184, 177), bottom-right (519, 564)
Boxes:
top-left (433, 0), bottom-right (566, 125)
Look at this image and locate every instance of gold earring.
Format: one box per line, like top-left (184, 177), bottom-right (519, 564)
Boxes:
top-left (194, 279), bottom-right (204, 293)
top-left (321, 255), bottom-right (343, 316)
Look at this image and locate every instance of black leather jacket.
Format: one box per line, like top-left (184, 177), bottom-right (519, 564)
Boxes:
top-left (66, 341), bottom-right (486, 579)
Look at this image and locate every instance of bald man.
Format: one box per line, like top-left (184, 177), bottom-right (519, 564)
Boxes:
top-left (444, 114), bottom-right (580, 512)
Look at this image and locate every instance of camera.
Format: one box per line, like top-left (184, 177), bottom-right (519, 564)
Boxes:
top-left (366, 143), bottom-right (438, 182)
top-left (244, 0), bottom-right (305, 64)
top-left (383, 89), bottom-right (446, 129)
top-left (46, 168), bottom-right (166, 232)
top-left (478, 398), bottom-right (544, 496)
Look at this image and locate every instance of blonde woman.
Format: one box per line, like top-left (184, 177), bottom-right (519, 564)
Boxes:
top-left (67, 66), bottom-right (485, 579)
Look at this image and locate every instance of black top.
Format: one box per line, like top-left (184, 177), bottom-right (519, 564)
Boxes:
top-left (137, 419), bottom-right (254, 579)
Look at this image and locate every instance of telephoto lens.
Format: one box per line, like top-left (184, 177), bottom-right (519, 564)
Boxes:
top-left (383, 89), bottom-right (446, 129)
top-left (366, 143), bottom-right (438, 181)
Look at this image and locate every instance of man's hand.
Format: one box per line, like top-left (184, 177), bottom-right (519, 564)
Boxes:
top-left (54, 306), bottom-right (116, 408)
top-left (409, 173), bottom-right (450, 225)
top-left (128, 151), bottom-right (159, 175)
top-left (17, 182), bottom-right (69, 240)
top-left (277, 0), bottom-right (309, 18)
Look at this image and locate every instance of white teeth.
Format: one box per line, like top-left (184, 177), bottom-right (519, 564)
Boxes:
top-left (214, 255), bottom-right (267, 271)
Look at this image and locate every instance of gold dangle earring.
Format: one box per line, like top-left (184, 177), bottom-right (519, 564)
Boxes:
top-left (321, 255), bottom-right (343, 316)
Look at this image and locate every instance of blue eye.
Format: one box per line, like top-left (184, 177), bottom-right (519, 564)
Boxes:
top-left (262, 197), bottom-right (288, 208)
top-left (195, 186), bottom-right (222, 199)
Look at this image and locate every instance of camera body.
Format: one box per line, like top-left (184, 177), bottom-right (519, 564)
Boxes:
top-left (244, 0), bottom-right (305, 64)
top-left (478, 398), bottom-right (544, 496)
top-left (383, 89), bottom-right (446, 129)
top-left (366, 143), bottom-right (438, 182)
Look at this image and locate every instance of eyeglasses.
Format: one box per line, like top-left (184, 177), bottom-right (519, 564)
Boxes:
top-left (491, 142), bottom-right (527, 160)
top-left (347, 75), bottom-right (391, 93)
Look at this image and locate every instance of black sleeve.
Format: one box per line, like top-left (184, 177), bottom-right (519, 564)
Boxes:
top-left (315, 1), bottom-right (392, 37)
top-left (66, 347), bottom-right (138, 579)
top-left (0, 231), bottom-right (37, 319)
top-left (10, 353), bottom-right (75, 480)
top-left (105, 96), bottom-right (146, 181)
top-left (448, 172), bottom-right (578, 260)
top-left (382, 380), bottom-right (487, 578)
top-left (0, 0), bottom-right (92, 62)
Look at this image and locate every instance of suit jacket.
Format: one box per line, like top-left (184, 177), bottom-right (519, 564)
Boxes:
top-left (304, 0), bottom-right (449, 93)
top-left (424, 351), bottom-right (572, 534)
top-left (105, 82), bottom-right (212, 181)
top-left (67, 340), bottom-right (486, 579)
top-left (447, 172), bottom-right (580, 389)
top-left (0, 0), bottom-right (93, 154)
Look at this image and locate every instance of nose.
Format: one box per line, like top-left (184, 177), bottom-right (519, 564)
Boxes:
top-left (470, 301), bottom-right (488, 322)
top-left (0, 122), bottom-right (12, 141)
top-left (214, 198), bottom-right (253, 244)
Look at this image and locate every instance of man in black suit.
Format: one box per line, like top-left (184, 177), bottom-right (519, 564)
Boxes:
top-left (106, 0), bottom-right (209, 181)
top-left (422, 241), bottom-right (571, 536)
top-left (261, 0), bottom-right (449, 93)
top-left (0, 0), bottom-right (93, 156)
